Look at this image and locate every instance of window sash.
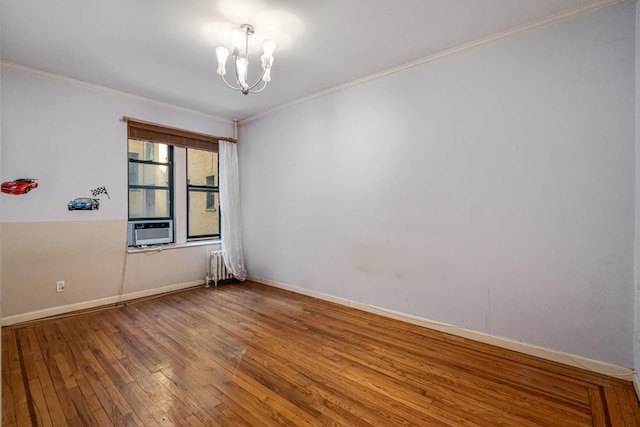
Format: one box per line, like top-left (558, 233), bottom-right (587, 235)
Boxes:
top-left (127, 139), bottom-right (173, 221)
top-left (128, 188), bottom-right (171, 219)
top-left (186, 148), bottom-right (219, 240)
top-left (187, 189), bottom-right (220, 239)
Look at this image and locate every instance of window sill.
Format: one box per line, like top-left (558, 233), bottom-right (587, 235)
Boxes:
top-left (127, 239), bottom-right (221, 254)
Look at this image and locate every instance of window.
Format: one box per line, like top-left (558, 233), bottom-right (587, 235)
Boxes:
top-left (125, 117), bottom-right (235, 247)
top-left (128, 139), bottom-right (173, 219)
top-left (187, 148), bottom-right (220, 240)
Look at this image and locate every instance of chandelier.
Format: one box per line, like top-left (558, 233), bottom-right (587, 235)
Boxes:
top-left (215, 24), bottom-right (276, 95)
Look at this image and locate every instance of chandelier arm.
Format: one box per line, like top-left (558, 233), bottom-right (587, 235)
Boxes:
top-left (220, 73), bottom-right (243, 92)
top-left (247, 80), bottom-right (269, 93)
top-left (244, 68), bottom-right (269, 92)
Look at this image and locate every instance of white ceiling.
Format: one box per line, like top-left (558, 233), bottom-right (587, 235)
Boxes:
top-left (1, 0), bottom-right (620, 121)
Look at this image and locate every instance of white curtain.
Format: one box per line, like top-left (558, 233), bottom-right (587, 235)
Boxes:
top-left (219, 140), bottom-right (247, 280)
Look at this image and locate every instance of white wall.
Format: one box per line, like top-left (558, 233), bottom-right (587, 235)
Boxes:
top-left (1, 65), bottom-right (232, 321)
top-left (239, 1), bottom-right (636, 367)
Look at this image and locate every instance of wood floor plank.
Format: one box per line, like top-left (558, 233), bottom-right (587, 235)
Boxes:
top-left (588, 387), bottom-right (607, 427)
top-left (3, 282), bottom-right (640, 426)
top-left (1, 329), bottom-right (16, 426)
top-left (621, 384), bottom-right (640, 421)
top-left (72, 367), bottom-right (105, 415)
top-left (28, 377), bottom-right (53, 427)
top-left (92, 408), bottom-right (116, 427)
top-left (1, 328), bottom-right (26, 427)
top-left (612, 385), bottom-right (640, 426)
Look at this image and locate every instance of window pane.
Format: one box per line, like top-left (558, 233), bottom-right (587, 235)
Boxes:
top-left (128, 162), bottom-right (170, 187)
top-left (188, 191), bottom-right (219, 237)
top-left (128, 139), bottom-right (170, 163)
top-left (129, 188), bottom-right (170, 218)
top-left (187, 149), bottom-right (218, 186)
top-left (206, 179), bottom-right (216, 209)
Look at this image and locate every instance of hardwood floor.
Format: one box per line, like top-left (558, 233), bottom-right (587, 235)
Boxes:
top-left (3, 282), bottom-right (640, 426)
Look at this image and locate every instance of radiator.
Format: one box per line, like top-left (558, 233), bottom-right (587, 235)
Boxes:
top-left (206, 250), bottom-right (235, 287)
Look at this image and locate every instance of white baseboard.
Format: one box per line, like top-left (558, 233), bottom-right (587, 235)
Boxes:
top-left (249, 275), bottom-right (636, 383)
top-left (1, 280), bottom-right (204, 326)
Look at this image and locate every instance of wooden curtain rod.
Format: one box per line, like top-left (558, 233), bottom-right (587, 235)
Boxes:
top-left (122, 116), bottom-right (237, 143)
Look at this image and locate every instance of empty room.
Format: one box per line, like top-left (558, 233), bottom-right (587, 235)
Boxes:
top-left (1, 0), bottom-right (640, 425)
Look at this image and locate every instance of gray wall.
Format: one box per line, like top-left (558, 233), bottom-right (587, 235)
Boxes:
top-left (239, 2), bottom-right (636, 367)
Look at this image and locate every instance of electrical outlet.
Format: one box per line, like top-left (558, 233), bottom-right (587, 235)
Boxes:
top-left (56, 281), bottom-right (65, 293)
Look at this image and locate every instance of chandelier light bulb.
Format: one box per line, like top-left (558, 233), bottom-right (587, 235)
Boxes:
top-left (236, 58), bottom-right (248, 86)
top-left (263, 39), bottom-right (276, 57)
top-left (215, 47), bottom-right (229, 75)
top-left (262, 68), bottom-right (271, 82)
top-left (261, 55), bottom-right (274, 70)
top-left (231, 27), bottom-right (245, 51)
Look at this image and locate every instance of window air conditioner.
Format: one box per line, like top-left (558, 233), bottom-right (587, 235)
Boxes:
top-left (128, 220), bottom-right (173, 246)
